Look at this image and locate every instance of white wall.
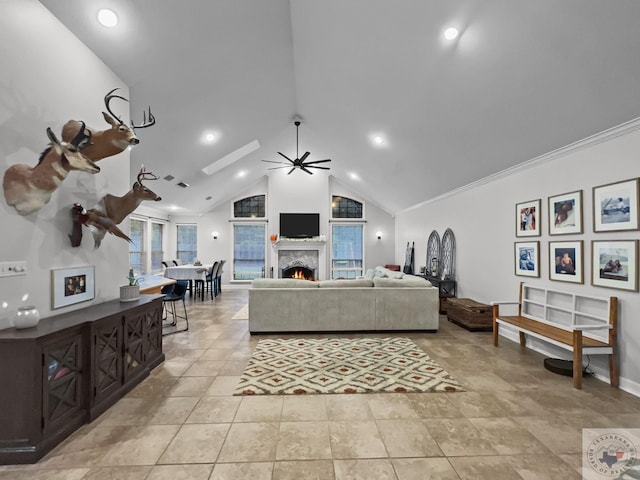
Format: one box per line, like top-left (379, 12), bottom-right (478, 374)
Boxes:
top-left (395, 123), bottom-right (640, 394)
top-left (0, 0), bottom-right (131, 328)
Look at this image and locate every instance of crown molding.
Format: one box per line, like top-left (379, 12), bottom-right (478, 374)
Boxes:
top-left (398, 116), bottom-right (640, 215)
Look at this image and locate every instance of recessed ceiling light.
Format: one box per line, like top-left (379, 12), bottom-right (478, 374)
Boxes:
top-left (202, 131), bottom-right (218, 144)
top-left (374, 136), bottom-right (383, 145)
top-left (237, 170), bottom-right (247, 178)
top-left (444, 27), bottom-right (459, 40)
top-left (349, 172), bottom-right (359, 181)
top-left (97, 8), bottom-right (118, 27)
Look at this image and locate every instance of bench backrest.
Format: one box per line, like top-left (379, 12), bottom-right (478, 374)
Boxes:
top-left (519, 282), bottom-right (617, 344)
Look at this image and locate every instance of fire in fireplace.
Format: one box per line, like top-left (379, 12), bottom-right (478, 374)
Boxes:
top-left (282, 265), bottom-right (315, 281)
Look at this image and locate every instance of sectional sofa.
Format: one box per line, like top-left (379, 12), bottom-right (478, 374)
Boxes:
top-left (248, 268), bottom-right (439, 333)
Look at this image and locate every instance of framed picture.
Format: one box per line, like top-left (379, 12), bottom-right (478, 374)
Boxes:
top-left (52, 266), bottom-right (95, 309)
top-left (548, 190), bottom-right (582, 235)
top-left (515, 241), bottom-right (540, 277)
top-left (593, 178), bottom-right (639, 232)
top-left (516, 199), bottom-right (541, 237)
top-left (592, 240), bottom-right (638, 291)
top-left (549, 241), bottom-right (583, 283)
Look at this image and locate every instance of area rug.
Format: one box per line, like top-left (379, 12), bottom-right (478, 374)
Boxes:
top-left (231, 305), bottom-right (249, 320)
top-left (234, 337), bottom-right (464, 395)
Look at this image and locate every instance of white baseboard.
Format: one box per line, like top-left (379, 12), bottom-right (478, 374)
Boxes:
top-left (498, 330), bottom-right (639, 398)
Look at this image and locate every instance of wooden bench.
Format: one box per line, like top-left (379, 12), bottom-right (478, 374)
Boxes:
top-left (492, 282), bottom-right (618, 389)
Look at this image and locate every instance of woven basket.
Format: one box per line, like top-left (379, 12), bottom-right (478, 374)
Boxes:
top-left (446, 297), bottom-right (492, 332)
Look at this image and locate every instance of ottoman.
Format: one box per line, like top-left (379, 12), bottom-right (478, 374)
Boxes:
top-left (446, 297), bottom-right (492, 332)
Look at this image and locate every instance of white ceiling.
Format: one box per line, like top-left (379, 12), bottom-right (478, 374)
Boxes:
top-left (39, 0), bottom-right (640, 215)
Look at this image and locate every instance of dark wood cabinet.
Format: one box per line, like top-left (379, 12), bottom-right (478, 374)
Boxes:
top-left (420, 275), bottom-right (457, 314)
top-left (0, 295), bottom-right (164, 465)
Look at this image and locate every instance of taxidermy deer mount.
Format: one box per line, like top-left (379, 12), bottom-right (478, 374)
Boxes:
top-left (3, 123), bottom-right (99, 215)
top-left (70, 167), bottom-right (161, 248)
top-left (61, 88), bottom-right (155, 161)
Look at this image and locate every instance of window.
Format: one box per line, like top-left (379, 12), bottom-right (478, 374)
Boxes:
top-left (176, 224), bottom-right (197, 264)
top-left (129, 218), bottom-right (146, 275)
top-left (234, 195), bottom-right (265, 218)
top-left (332, 196), bottom-right (363, 219)
top-left (233, 224), bottom-right (265, 280)
top-left (331, 224), bottom-right (363, 279)
top-left (150, 222), bottom-right (164, 272)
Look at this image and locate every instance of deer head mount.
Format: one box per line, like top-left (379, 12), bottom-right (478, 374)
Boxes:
top-left (70, 167), bottom-right (161, 248)
top-left (61, 88), bottom-right (155, 161)
top-left (3, 123), bottom-right (100, 215)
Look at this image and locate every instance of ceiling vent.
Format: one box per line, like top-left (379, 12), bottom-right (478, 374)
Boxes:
top-left (205, 196), bottom-right (212, 200)
top-left (163, 174), bottom-right (175, 181)
top-left (177, 181), bottom-right (190, 188)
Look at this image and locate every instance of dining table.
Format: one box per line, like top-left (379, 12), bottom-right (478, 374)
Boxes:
top-left (164, 264), bottom-right (211, 300)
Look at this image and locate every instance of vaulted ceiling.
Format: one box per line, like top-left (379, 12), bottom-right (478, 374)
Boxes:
top-left (39, 0), bottom-right (640, 215)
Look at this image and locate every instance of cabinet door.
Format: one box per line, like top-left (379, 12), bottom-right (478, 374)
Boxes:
top-left (145, 301), bottom-right (164, 367)
top-left (124, 309), bottom-right (146, 383)
top-left (42, 329), bottom-right (84, 434)
top-left (92, 316), bottom-right (123, 405)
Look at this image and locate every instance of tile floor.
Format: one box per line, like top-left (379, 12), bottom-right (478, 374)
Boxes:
top-left (1, 288), bottom-right (639, 479)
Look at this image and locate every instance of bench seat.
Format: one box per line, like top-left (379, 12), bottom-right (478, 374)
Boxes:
top-left (493, 282), bottom-right (618, 389)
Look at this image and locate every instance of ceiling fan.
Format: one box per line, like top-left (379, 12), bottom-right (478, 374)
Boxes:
top-left (262, 121), bottom-right (331, 175)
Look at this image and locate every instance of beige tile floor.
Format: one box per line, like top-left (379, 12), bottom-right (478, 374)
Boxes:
top-left (1, 288), bottom-right (639, 479)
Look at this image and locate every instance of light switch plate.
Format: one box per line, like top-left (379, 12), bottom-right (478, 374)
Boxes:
top-left (0, 261), bottom-right (27, 277)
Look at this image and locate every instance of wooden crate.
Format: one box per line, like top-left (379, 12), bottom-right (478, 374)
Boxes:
top-left (447, 297), bottom-right (492, 332)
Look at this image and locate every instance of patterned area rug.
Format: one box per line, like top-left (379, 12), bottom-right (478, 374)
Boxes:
top-left (234, 337), bottom-right (464, 395)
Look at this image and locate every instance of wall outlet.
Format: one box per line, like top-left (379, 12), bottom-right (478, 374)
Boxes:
top-left (0, 261), bottom-right (27, 277)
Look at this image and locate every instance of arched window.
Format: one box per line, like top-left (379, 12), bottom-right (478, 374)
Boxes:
top-left (331, 195), bottom-right (363, 219)
top-left (233, 195), bottom-right (265, 218)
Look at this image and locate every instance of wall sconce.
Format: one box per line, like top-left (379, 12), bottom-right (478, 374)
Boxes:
top-left (376, 231), bottom-right (382, 240)
top-left (212, 231), bottom-right (219, 240)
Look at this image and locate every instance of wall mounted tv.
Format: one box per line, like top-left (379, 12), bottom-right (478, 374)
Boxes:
top-left (279, 213), bottom-right (320, 238)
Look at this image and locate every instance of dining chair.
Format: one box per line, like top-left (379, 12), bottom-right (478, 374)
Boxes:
top-left (205, 261), bottom-right (219, 300)
top-left (161, 260), bottom-right (169, 268)
top-left (172, 259), bottom-right (184, 266)
top-left (161, 279), bottom-right (189, 335)
top-left (215, 259), bottom-right (225, 296)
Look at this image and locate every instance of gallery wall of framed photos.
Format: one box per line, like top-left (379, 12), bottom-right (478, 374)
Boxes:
top-left (515, 177), bottom-right (639, 292)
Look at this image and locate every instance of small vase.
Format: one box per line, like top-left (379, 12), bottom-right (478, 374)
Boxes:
top-left (120, 285), bottom-right (140, 302)
top-left (14, 305), bottom-right (40, 329)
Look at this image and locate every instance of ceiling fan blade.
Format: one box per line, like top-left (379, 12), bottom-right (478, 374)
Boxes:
top-left (299, 151), bottom-right (310, 162)
top-left (301, 166), bottom-right (314, 175)
top-left (262, 159), bottom-right (286, 164)
top-left (278, 152), bottom-right (294, 164)
top-left (287, 167), bottom-right (296, 175)
top-left (306, 165), bottom-right (331, 170)
top-left (267, 166), bottom-right (290, 170)
top-left (303, 159), bottom-right (332, 165)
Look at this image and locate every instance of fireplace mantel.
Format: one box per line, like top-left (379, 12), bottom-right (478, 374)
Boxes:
top-left (272, 236), bottom-right (326, 250)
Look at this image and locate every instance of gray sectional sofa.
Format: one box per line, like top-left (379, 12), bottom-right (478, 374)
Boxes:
top-left (248, 269), bottom-right (439, 333)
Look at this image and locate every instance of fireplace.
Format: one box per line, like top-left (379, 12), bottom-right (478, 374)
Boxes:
top-left (281, 262), bottom-right (315, 281)
top-left (278, 250), bottom-right (318, 280)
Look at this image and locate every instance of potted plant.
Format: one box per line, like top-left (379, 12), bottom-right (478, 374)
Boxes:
top-left (120, 268), bottom-right (140, 302)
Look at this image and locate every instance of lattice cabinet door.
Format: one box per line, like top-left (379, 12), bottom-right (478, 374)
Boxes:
top-left (124, 309), bottom-right (146, 383)
top-left (41, 328), bottom-right (85, 434)
top-left (91, 316), bottom-right (123, 406)
top-left (145, 302), bottom-right (164, 368)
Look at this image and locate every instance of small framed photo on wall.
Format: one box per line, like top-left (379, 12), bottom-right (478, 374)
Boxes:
top-left (52, 265), bottom-right (95, 309)
top-left (549, 241), bottom-right (583, 284)
top-left (593, 178), bottom-right (639, 232)
top-left (515, 241), bottom-right (540, 277)
top-left (592, 240), bottom-right (638, 292)
top-left (548, 190), bottom-right (582, 235)
top-left (516, 199), bottom-right (541, 237)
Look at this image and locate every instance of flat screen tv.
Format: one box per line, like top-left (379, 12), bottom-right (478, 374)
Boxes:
top-left (279, 213), bottom-right (320, 238)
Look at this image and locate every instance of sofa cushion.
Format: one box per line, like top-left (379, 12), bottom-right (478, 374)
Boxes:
top-left (318, 279), bottom-right (374, 288)
top-left (373, 276), bottom-right (431, 287)
top-left (364, 268), bottom-right (375, 280)
top-left (252, 278), bottom-right (319, 288)
top-left (375, 266), bottom-right (404, 279)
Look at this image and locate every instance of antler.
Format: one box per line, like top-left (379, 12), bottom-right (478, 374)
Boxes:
top-left (137, 166), bottom-right (159, 185)
top-left (68, 121), bottom-right (92, 149)
top-left (104, 88), bottom-right (128, 126)
top-left (132, 107), bottom-right (156, 129)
